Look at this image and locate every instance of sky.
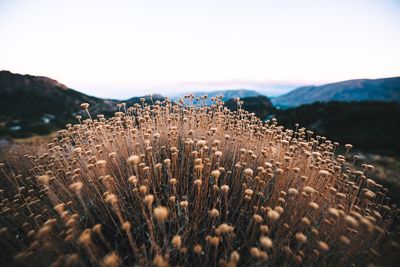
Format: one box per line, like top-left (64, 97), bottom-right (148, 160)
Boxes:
top-left (0, 0), bottom-right (399, 99)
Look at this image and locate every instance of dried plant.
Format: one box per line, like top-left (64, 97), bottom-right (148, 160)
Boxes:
top-left (0, 95), bottom-right (399, 267)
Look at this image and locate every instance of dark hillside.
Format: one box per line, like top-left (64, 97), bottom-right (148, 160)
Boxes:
top-left (0, 71), bottom-right (163, 137)
top-left (274, 101), bottom-right (400, 156)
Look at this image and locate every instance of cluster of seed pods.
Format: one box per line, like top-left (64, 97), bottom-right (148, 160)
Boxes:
top-left (0, 95), bottom-right (399, 267)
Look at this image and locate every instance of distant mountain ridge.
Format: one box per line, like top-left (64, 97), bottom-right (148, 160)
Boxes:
top-left (272, 77), bottom-right (400, 107)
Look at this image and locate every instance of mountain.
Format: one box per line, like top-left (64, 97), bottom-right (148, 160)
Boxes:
top-left (224, 96), bottom-right (275, 120)
top-left (172, 89), bottom-right (261, 103)
top-left (272, 77), bottom-right (400, 108)
top-left (0, 70), bottom-right (161, 137)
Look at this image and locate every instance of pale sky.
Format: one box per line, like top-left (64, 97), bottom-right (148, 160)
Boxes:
top-left (0, 0), bottom-right (399, 99)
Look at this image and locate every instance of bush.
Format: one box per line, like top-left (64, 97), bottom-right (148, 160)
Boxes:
top-left (0, 97), bottom-right (399, 266)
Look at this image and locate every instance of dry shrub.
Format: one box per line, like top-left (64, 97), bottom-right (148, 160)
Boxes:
top-left (0, 95), bottom-right (399, 266)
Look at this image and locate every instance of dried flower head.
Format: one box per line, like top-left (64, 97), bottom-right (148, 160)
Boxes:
top-left (127, 155), bottom-right (141, 166)
top-left (103, 252), bottom-right (120, 267)
top-left (260, 236), bottom-right (273, 248)
top-left (171, 235), bottom-right (182, 249)
top-left (69, 181), bottom-right (83, 193)
top-left (295, 232), bottom-right (307, 244)
top-left (267, 210), bottom-right (280, 221)
top-left (153, 206), bottom-right (169, 222)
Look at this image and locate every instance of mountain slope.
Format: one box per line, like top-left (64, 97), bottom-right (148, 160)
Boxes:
top-left (0, 71), bottom-right (161, 137)
top-left (272, 77), bottom-right (400, 107)
top-left (274, 101), bottom-right (400, 155)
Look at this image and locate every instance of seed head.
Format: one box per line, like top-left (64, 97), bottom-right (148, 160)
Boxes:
top-left (245, 189), bottom-right (254, 196)
top-left (153, 206), bottom-right (169, 222)
top-left (105, 194), bottom-right (118, 205)
top-left (363, 190), bottom-right (376, 200)
top-left (127, 155), bottom-right (141, 166)
top-left (345, 144), bottom-right (353, 150)
top-left (122, 221), bottom-right (131, 232)
top-left (211, 170), bottom-right (221, 179)
top-left (253, 214), bottom-right (263, 223)
top-left (260, 236), bottom-right (273, 248)
top-left (344, 215), bottom-right (359, 227)
top-left (139, 185), bottom-right (148, 194)
top-left (209, 208), bottom-right (220, 218)
top-left (128, 176), bottom-right (138, 185)
top-left (207, 236), bottom-right (220, 246)
top-left (303, 186), bottom-right (315, 194)
top-left (230, 251), bottom-right (240, 263)
top-left (103, 252), bottom-right (120, 267)
top-left (144, 194), bottom-right (154, 208)
top-left (180, 200), bottom-right (189, 209)
top-left (54, 203), bottom-right (65, 214)
top-left (288, 188), bottom-right (299, 196)
top-left (69, 181), bottom-right (83, 193)
top-left (244, 168), bottom-right (254, 177)
top-left (96, 160), bottom-right (107, 169)
top-left (301, 217), bottom-right (311, 225)
top-left (172, 235), bottom-right (182, 249)
top-left (295, 232), bottom-right (307, 244)
top-left (92, 224), bottom-right (102, 234)
top-left (37, 175), bottom-right (50, 186)
top-left (308, 202), bottom-right (319, 210)
top-left (80, 103), bottom-right (90, 109)
top-left (260, 225), bottom-right (269, 234)
top-left (215, 223), bottom-right (234, 235)
top-left (267, 210), bottom-right (280, 221)
top-left (221, 185), bottom-right (229, 193)
top-left (339, 235), bottom-right (351, 245)
top-left (318, 241), bottom-right (329, 251)
top-left (79, 229), bottom-right (92, 246)
top-left (274, 206), bottom-right (284, 214)
top-left (194, 179), bottom-right (202, 187)
top-left (193, 244), bottom-right (202, 255)
top-left (153, 254), bottom-right (168, 267)
top-left (328, 208), bottom-right (340, 217)
top-left (250, 247), bottom-right (260, 257)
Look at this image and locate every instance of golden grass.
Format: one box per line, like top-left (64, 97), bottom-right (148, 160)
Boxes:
top-left (0, 95), bottom-right (399, 266)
